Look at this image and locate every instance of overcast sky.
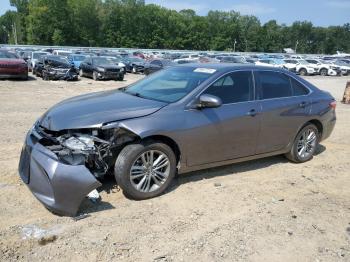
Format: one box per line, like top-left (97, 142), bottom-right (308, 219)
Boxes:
top-left (0, 0), bottom-right (349, 26)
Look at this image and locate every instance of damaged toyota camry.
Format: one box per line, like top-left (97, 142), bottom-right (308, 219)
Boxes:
top-left (18, 64), bottom-right (336, 216)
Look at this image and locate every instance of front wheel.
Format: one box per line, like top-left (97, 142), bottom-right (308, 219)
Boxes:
top-left (115, 141), bottom-right (177, 200)
top-left (299, 68), bottom-right (307, 76)
top-left (320, 68), bottom-right (328, 76)
top-left (92, 71), bottom-right (99, 81)
top-left (285, 124), bottom-right (319, 163)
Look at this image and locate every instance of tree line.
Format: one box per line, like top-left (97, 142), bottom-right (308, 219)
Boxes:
top-left (1, 0), bottom-right (349, 54)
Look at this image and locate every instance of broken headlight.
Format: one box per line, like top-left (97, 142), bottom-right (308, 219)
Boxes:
top-left (61, 136), bottom-right (95, 151)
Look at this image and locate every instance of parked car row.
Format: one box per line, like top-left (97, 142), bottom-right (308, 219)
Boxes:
top-left (1, 46), bottom-right (350, 81)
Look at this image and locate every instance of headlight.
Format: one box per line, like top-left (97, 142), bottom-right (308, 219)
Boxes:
top-left (62, 136), bottom-right (95, 151)
top-left (96, 67), bottom-right (105, 72)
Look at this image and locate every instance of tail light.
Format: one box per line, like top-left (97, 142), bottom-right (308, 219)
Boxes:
top-left (329, 101), bottom-right (337, 109)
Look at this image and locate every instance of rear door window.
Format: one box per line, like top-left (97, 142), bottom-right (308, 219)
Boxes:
top-left (256, 71), bottom-right (292, 99)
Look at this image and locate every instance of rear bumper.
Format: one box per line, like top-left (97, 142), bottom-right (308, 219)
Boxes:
top-left (18, 129), bottom-right (101, 216)
top-left (320, 113), bottom-right (336, 141)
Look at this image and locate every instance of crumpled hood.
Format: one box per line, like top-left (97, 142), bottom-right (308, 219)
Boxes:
top-left (39, 90), bottom-right (166, 131)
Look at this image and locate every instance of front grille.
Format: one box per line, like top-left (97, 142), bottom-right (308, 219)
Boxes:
top-left (106, 68), bottom-right (120, 73)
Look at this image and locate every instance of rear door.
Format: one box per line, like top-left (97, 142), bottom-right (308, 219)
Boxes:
top-left (254, 70), bottom-right (311, 154)
top-left (185, 70), bottom-right (261, 166)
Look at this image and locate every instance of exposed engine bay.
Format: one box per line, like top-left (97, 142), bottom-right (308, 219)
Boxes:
top-left (34, 123), bottom-right (137, 178)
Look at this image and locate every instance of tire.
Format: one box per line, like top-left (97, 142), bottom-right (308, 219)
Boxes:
top-left (32, 68), bottom-right (36, 75)
top-left (299, 68), bottom-right (307, 76)
top-left (285, 123), bottom-right (319, 163)
top-left (320, 68), bottom-right (328, 76)
top-left (42, 72), bottom-right (49, 81)
top-left (116, 74), bottom-right (124, 81)
top-left (92, 71), bottom-right (99, 81)
top-left (115, 141), bottom-right (177, 200)
top-left (79, 69), bottom-right (84, 77)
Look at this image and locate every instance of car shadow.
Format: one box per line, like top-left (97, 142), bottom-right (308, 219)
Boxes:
top-left (79, 144), bottom-right (327, 213)
top-left (0, 75), bottom-right (36, 81)
top-left (167, 143), bottom-right (327, 193)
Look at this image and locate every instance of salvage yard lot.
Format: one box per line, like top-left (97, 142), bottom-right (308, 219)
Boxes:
top-left (0, 74), bottom-right (349, 261)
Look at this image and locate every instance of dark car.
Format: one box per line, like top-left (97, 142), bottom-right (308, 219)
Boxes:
top-left (18, 64), bottom-right (336, 216)
top-left (79, 56), bottom-right (124, 81)
top-left (144, 59), bottom-right (175, 75)
top-left (35, 55), bottom-right (78, 81)
top-left (219, 56), bottom-right (248, 64)
top-left (121, 56), bottom-right (146, 73)
top-left (0, 50), bottom-right (28, 80)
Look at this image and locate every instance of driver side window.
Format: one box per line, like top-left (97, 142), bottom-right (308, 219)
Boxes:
top-left (204, 71), bottom-right (254, 104)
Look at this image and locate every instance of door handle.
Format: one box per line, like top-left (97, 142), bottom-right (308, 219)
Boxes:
top-left (247, 109), bottom-right (258, 117)
top-left (299, 101), bottom-right (307, 108)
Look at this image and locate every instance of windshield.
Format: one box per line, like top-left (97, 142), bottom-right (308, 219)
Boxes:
top-left (124, 67), bottom-right (214, 103)
top-left (335, 60), bottom-right (348, 66)
top-left (93, 57), bottom-right (115, 65)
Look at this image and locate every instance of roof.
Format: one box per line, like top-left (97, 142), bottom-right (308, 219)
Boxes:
top-left (177, 63), bottom-right (286, 73)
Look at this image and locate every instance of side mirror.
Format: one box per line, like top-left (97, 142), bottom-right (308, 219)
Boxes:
top-left (197, 94), bottom-right (222, 109)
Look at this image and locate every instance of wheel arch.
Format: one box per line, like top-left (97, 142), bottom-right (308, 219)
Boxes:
top-left (307, 119), bottom-right (323, 137)
top-left (141, 135), bottom-right (181, 164)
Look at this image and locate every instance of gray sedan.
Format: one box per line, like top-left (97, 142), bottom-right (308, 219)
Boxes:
top-left (18, 64), bottom-right (336, 216)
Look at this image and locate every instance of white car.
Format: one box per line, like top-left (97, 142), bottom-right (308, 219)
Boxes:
top-left (283, 59), bottom-right (316, 76)
top-left (255, 59), bottom-right (285, 68)
top-left (52, 50), bottom-right (72, 58)
top-left (30, 51), bottom-right (50, 71)
top-left (305, 59), bottom-right (340, 76)
top-left (174, 54), bottom-right (200, 63)
top-left (329, 60), bottom-right (350, 75)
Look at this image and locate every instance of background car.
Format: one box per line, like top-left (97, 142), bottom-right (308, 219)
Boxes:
top-left (0, 50), bottom-right (28, 80)
top-left (29, 51), bottom-right (50, 72)
top-left (283, 59), bottom-right (317, 75)
top-left (67, 54), bottom-right (87, 69)
top-left (144, 59), bottom-right (176, 75)
top-left (79, 56), bottom-right (124, 81)
top-left (121, 56), bottom-right (146, 73)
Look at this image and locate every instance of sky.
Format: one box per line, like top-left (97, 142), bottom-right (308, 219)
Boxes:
top-left (0, 0), bottom-right (349, 27)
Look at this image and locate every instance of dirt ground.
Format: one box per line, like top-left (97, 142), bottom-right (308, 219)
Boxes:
top-left (0, 73), bottom-right (349, 262)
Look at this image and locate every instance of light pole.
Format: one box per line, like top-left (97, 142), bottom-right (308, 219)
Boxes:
top-left (295, 40), bottom-right (299, 54)
top-left (233, 39), bottom-right (237, 52)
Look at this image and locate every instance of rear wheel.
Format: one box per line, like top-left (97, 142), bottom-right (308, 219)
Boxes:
top-left (285, 123), bottom-right (319, 163)
top-left (115, 141), bottom-right (177, 200)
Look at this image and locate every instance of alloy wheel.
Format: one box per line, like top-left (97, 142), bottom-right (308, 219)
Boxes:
top-left (297, 128), bottom-right (317, 159)
top-left (130, 150), bottom-right (170, 193)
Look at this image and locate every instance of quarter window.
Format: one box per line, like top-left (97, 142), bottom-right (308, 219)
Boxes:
top-left (290, 78), bottom-right (309, 96)
top-left (204, 71), bottom-right (253, 104)
top-left (257, 71), bottom-right (292, 99)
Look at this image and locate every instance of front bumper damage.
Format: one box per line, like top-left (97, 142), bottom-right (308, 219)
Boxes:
top-left (18, 129), bottom-right (102, 216)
